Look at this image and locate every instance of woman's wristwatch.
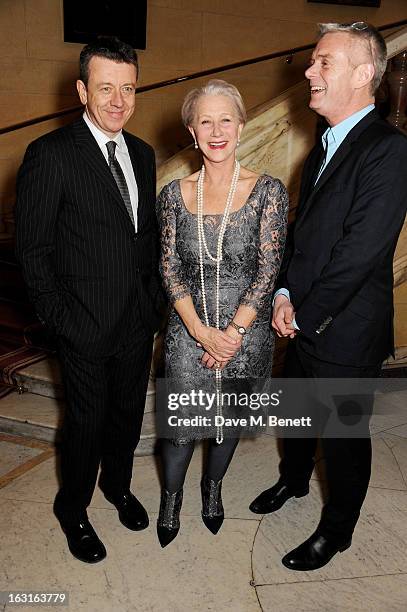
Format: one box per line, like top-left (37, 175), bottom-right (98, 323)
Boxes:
top-left (229, 320), bottom-right (247, 336)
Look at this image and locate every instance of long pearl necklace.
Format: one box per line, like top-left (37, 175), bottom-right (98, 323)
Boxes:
top-left (197, 160), bottom-right (240, 444)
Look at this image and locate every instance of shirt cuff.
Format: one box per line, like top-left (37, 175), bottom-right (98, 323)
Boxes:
top-left (273, 287), bottom-right (290, 306)
top-left (273, 288), bottom-right (299, 331)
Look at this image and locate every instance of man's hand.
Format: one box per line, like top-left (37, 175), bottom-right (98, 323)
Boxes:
top-left (272, 294), bottom-right (297, 339)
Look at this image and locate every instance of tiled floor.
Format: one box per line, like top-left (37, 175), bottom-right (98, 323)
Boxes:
top-left (0, 396), bottom-right (407, 611)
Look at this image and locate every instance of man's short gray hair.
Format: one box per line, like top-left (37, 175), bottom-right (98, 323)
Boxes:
top-left (318, 22), bottom-right (387, 92)
top-left (181, 79), bottom-right (247, 127)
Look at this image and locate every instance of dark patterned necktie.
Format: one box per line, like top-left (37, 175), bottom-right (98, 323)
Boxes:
top-left (106, 140), bottom-right (135, 226)
top-left (314, 129), bottom-right (335, 185)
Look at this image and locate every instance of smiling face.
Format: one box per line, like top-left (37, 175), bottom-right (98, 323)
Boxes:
top-left (189, 94), bottom-right (243, 162)
top-left (76, 56), bottom-right (137, 137)
top-left (305, 32), bottom-right (374, 126)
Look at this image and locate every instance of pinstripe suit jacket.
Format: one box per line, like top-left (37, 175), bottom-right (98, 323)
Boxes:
top-left (15, 117), bottom-right (165, 356)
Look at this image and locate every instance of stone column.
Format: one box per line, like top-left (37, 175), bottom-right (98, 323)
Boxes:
top-left (387, 50), bottom-right (407, 133)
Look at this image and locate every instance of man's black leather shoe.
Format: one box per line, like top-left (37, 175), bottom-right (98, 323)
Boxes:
top-left (249, 480), bottom-right (309, 514)
top-left (282, 532), bottom-right (352, 571)
top-left (60, 519), bottom-right (107, 564)
top-left (102, 490), bottom-right (149, 531)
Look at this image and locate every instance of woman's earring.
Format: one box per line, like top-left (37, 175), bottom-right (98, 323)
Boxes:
top-left (237, 139), bottom-right (240, 147)
top-left (194, 140), bottom-right (198, 149)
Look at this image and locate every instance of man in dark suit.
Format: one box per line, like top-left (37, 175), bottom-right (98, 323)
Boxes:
top-left (15, 37), bottom-right (165, 563)
top-left (250, 23), bottom-right (407, 570)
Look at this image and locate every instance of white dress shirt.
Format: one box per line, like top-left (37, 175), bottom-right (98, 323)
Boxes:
top-left (83, 111), bottom-right (139, 232)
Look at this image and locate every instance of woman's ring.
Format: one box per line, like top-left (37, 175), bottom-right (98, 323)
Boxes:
top-left (214, 361), bottom-right (221, 368)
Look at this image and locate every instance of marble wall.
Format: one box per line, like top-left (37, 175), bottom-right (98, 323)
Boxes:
top-left (0, 0), bottom-right (406, 231)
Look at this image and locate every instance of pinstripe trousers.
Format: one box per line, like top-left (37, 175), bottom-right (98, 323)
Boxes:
top-left (54, 306), bottom-right (153, 525)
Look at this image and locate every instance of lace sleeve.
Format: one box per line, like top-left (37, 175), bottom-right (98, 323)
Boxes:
top-left (240, 178), bottom-right (289, 312)
top-left (156, 182), bottom-right (191, 305)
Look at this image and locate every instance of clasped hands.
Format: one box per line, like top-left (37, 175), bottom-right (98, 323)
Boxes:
top-left (194, 323), bottom-right (242, 370)
top-left (272, 294), bottom-right (297, 339)
top-left (193, 294), bottom-right (297, 370)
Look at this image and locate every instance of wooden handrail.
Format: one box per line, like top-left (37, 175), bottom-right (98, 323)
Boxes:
top-left (1, 18), bottom-right (406, 136)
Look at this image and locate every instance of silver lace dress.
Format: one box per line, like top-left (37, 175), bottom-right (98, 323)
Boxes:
top-left (156, 175), bottom-right (289, 442)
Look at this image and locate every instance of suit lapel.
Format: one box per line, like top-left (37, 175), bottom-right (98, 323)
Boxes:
top-left (296, 109), bottom-right (379, 224)
top-left (310, 140), bottom-right (352, 197)
top-left (124, 132), bottom-right (147, 232)
top-left (72, 118), bottom-right (135, 230)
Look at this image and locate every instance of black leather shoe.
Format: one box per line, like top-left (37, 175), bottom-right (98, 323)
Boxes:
top-left (102, 490), bottom-right (149, 531)
top-left (249, 480), bottom-right (309, 514)
top-left (282, 532), bottom-right (352, 571)
top-left (60, 519), bottom-right (107, 564)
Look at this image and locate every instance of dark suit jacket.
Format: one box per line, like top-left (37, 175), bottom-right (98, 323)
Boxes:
top-left (277, 110), bottom-right (407, 367)
top-left (15, 117), bottom-right (166, 356)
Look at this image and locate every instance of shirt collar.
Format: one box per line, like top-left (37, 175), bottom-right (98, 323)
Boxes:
top-left (83, 111), bottom-right (125, 152)
top-left (322, 104), bottom-right (375, 149)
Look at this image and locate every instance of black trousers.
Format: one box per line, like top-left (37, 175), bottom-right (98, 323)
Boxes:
top-left (55, 318), bottom-right (153, 525)
top-left (280, 340), bottom-right (381, 542)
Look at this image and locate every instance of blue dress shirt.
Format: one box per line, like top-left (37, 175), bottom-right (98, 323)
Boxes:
top-left (274, 104), bottom-right (375, 330)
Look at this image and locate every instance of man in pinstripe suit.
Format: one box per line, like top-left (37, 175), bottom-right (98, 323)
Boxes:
top-left (15, 38), bottom-right (165, 563)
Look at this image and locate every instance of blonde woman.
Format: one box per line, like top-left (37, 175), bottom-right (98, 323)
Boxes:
top-left (156, 79), bottom-right (288, 546)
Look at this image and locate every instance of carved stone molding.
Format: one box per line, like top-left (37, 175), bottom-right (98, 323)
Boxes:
top-left (387, 50), bottom-right (407, 133)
